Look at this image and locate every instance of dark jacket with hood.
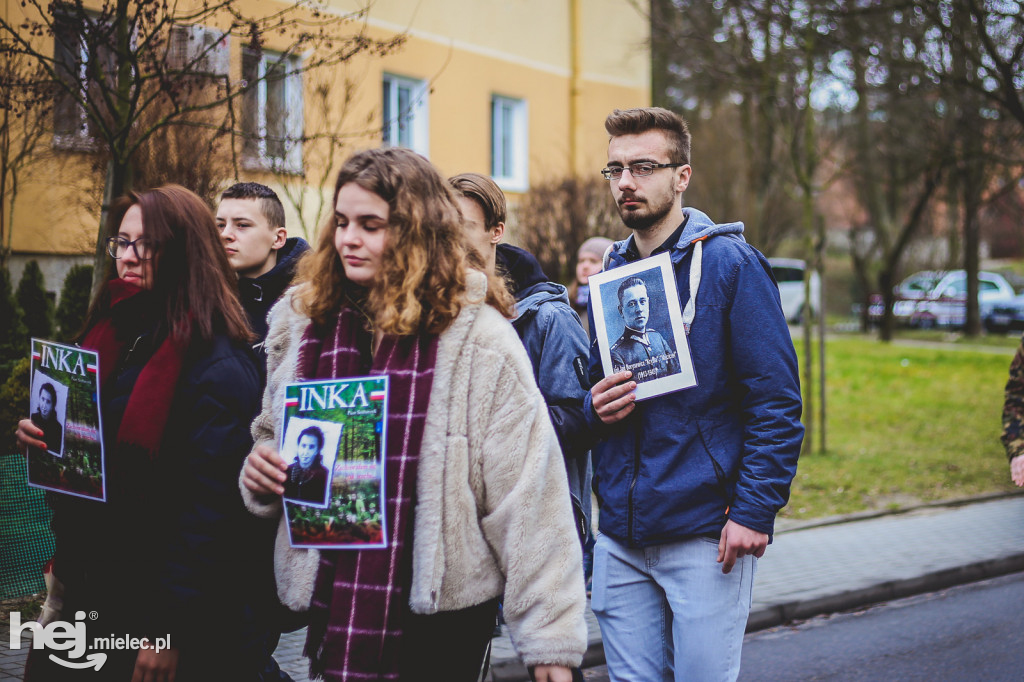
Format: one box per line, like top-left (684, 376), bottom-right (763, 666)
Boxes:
top-left (239, 236), bottom-right (309, 358)
top-left (584, 208), bottom-right (803, 548)
top-left (496, 243), bottom-right (593, 540)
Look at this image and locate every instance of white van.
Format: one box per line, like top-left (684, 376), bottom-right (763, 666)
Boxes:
top-left (768, 258), bottom-right (821, 324)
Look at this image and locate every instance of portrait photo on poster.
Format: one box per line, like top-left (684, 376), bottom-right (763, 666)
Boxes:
top-left (30, 369), bottom-right (68, 458)
top-left (588, 251), bottom-right (697, 400)
top-left (280, 417), bottom-right (341, 509)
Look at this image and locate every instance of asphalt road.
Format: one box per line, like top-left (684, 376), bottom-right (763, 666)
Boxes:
top-left (579, 572), bottom-right (1024, 682)
top-left (739, 571), bottom-right (1024, 681)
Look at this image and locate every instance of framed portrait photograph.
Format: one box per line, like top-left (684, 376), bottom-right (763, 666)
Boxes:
top-left (280, 417), bottom-right (341, 509)
top-left (30, 369), bottom-right (68, 458)
top-left (588, 252), bottom-right (697, 401)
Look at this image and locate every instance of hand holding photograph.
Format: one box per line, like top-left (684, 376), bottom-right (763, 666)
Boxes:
top-left (588, 252), bottom-right (697, 400)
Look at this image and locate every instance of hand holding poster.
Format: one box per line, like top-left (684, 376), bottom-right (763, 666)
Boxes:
top-left (26, 338), bottom-right (106, 501)
top-left (281, 376), bottom-right (388, 549)
top-left (588, 252), bottom-right (697, 401)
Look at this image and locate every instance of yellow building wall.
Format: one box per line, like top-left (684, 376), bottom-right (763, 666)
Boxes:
top-left (3, 0), bottom-right (649, 262)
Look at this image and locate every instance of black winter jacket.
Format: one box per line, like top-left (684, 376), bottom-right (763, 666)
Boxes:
top-left (239, 237), bottom-right (310, 351)
top-left (49, 320), bottom-right (277, 674)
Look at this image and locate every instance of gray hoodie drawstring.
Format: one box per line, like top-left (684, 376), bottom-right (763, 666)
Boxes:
top-left (682, 239), bottom-right (703, 336)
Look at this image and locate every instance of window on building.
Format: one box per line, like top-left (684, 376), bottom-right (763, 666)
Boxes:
top-left (167, 24), bottom-right (229, 76)
top-left (52, 10), bottom-right (114, 149)
top-left (241, 48), bottom-right (303, 172)
top-left (382, 74), bottom-right (429, 156)
top-left (491, 96), bottom-right (528, 191)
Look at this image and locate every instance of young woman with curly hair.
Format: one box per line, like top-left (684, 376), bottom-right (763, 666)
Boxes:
top-left (241, 148), bottom-right (587, 682)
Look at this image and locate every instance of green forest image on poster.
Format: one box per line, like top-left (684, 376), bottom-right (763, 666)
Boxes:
top-left (282, 376), bottom-right (388, 549)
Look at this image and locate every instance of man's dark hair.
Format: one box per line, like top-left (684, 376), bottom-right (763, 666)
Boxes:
top-left (617, 276), bottom-right (648, 306)
top-left (298, 425), bottom-right (325, 452)
top-left (605, 107), bottom-right (691, 166)
top-left (39, 382), bottom-right (57, 404)
top-left (220, 182), bottom-right (286, 230)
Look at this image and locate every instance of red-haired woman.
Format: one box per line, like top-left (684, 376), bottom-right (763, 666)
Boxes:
top-left (241, 148), bottom-right (587, 682)
top-left (17, 185), bottom-right (279, 681)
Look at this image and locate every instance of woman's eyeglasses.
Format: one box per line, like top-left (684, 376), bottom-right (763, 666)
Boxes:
top-left (106, 236), bottom-right (157, 260)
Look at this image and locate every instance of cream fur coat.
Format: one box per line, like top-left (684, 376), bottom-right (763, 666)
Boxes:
top-left (240, 272), bottom-right (587, 668)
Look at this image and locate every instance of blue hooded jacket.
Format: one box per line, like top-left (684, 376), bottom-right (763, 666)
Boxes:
top-left (584, 208), bottom-right (803, 547)
top-left (496, 243), bottom-right (593, 540)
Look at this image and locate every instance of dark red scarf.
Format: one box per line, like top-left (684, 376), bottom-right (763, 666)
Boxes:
top-left (81, 279), bottom-right (187, 460)
top-left (301, 303), bottom-right (438, 681)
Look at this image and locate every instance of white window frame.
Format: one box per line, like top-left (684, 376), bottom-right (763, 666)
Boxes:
top-left (168, 24), bottom-right (229, 76)
top-left (53, 33), bottom-right (91, 147)
top-left (382, 73), bottom-right (429, 157)
top-left (491, 95), bottom-right (528, 192)
top-left (241, 49), bottom-right (303, 173)
top-left (52, 11), bottom-right (110, 150)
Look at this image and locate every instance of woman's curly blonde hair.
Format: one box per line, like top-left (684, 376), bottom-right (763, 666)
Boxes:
top-left (294, 147), bottom-right (513, 334)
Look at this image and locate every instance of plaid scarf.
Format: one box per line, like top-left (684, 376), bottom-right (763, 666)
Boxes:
top-left (301, 303), bottom-right (438, 681)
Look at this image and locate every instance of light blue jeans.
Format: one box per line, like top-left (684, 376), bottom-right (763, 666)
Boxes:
top-left (591, 533), bottom-right (756, 682)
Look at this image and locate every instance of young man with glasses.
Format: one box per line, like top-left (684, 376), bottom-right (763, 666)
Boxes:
top-left (585, 107), bottom-right (803, 681)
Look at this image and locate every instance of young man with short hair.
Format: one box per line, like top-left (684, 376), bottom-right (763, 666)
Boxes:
top-left (216, 182), bottom-right (309, 356)
top-left (217, 182), bottom-right (308, 682)
top-left (449, 172), bottom-right (593, 543)
top-left (586, 107), bottom-right (803, 681)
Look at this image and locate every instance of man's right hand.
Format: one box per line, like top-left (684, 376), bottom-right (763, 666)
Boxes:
top-left (242, 443), bottom-right (287, 497)
top-left (15, 419), bottom-right (46, 454)
top-left (590, 371), bottom-right (637, 424)
top-left (1012, 454), bottom-right (1024, 487)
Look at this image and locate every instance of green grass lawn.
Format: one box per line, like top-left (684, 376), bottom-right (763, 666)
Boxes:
top-left (784, 335), bottom-right (1021, 520)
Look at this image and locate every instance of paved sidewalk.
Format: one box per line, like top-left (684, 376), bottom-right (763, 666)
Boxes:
top-left (3, 494), bottom-right (1023, 681)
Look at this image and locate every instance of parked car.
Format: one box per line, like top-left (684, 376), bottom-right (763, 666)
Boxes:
top-left (908, 270), bottom-right (1016, 329)
top-left (867, 270), bottom-right (944, 325)
top-left (984, 294), bottom-right (1024, 334)
top-left (769, 258), bottom-right (821, 323)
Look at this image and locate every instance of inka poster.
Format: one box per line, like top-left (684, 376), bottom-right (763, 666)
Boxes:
top-left (281, 376), bottom-right (388, 549)
top-left (26, 339), bottom-right (106, 501)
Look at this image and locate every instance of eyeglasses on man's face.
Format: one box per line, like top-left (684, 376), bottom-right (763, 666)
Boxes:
top-left (600, 162), bottom-right (685, 181)
top-left (106, 236), bottom-right (157, 260)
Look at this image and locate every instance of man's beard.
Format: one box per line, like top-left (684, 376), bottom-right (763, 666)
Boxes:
top-left (617, 193), bottom-right (674, 232)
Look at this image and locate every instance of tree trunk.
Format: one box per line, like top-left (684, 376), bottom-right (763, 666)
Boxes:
top-left (962, 173), bottom-right (982, 336)
top-left (816, 215), bottom-right (827, 454)
top-left (92, 157), bottom-right (131, 297)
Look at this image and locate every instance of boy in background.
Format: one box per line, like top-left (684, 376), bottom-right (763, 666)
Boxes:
top-left (216, 182), bottom-right (309, 365)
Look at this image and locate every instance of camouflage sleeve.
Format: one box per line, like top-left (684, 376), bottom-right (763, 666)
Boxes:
top-left (1000, 337), bottom-right (1024, 462)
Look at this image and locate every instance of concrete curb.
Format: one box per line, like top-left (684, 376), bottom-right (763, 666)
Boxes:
top-left (746, 552), bottom-right (1024, 631)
